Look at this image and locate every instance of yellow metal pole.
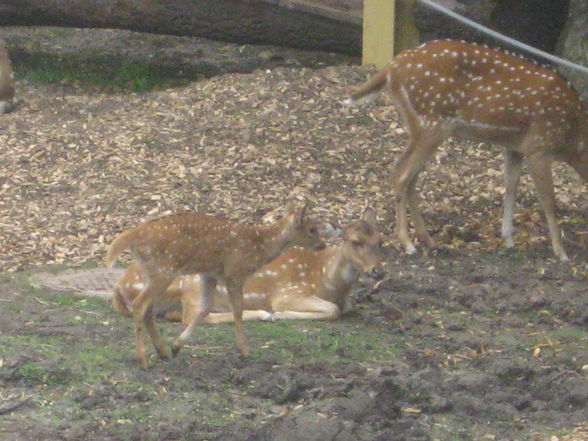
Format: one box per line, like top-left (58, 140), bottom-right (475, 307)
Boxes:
top-left (362, 0), bottom-right (420, 68)
top-left (362, 0), bottom-right (396, 68)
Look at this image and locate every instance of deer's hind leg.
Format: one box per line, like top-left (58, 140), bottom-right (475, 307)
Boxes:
top-left (271, 294), bottom-right (341, 320)
top-left (144, 304), bottom-right (171, 360)
top-left (171, 274), bottom-right (217, 357)
top-left (131, 275), bottom-right (173, 368)
top-left (225, 279), bottom-right (250, 357)
top-left (526, 152), bottom-right (567, 261)
top-left (501, 150), bottom-right (524, 248)
top-left (391, 128), bottom-right (444, 253)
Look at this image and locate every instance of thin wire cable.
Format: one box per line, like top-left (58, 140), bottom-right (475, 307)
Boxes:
top-left (417, 0), bottom-right (588, 75)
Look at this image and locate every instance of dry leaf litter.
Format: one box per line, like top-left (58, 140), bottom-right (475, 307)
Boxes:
top-left (0, 33), bottom-right (586, 273)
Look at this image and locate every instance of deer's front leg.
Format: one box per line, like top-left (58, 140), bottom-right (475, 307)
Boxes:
top-left (502, 150), bottom-right (523, 248)
top-left (392, 161), bottom-right (417, 254)
top-left (407, 176), bottom-right (434, 248)
top-left (226, 280), bottom-right (250, 357)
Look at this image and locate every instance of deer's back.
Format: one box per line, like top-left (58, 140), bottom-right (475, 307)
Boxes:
top-left (131, 213), bottom-right (257, 274)
top-left (390, 40), bottom-right (587, 151)
top-left (244, 247), bottom-right (323, 292)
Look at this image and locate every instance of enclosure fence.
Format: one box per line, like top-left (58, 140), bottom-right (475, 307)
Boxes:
top-left (417, 0), bottom-right (588, 75)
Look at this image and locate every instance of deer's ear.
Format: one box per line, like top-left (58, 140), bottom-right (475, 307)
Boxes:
top-left (284, 200), bottom-right (298, 215)
top-left (283, 200), bottom-right (307, 226)
top-left (362, 207), bottom-right (377, 226)
top-left (292, 201), bottom-right (308, 223)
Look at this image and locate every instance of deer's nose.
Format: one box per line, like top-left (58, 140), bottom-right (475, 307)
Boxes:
top-left (314, 241), bottom-right (326, 251)
top-left (367, 265), bottom-right (385, 280)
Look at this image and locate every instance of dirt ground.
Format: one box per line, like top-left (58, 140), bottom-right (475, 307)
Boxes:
top-left (0, 28), bottom-right (587, 441)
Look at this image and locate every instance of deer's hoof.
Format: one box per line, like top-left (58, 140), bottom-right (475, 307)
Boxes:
top-left (158, 349), bottom-right (172, 360)
top-left (405, 244), bottom-right (417, 254)
top-left (237, 344), bottom-right (251, 358)
top-left (260, 311), bottom-right (274, 321)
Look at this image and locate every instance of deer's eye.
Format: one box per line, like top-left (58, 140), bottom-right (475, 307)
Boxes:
top-left (309, 227), bottom-right (317, 234)
top-left (352, 240), bottom-right (362, 248)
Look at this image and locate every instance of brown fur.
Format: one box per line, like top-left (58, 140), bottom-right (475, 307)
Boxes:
top-left (113, 208), bottom-right (383, 325)
top-left (106, 201), bottom-right (325, 368)
top-left (346, 39), bottom-right (588, 260)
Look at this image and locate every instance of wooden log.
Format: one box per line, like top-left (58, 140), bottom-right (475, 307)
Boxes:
top-left (0, 0), bottom-right (362, 54)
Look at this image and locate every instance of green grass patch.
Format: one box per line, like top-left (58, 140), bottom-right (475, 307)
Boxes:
top-left (2, 334), bottom-right (64, 356)
top-left (552, 326), bottom-right (587, 341)
top-left (72, 343), bottom-right (127, 378)
top-left (11, 51), bottom-right (214, 92)
top-left (15, 361), bottom-right (72, 386)
top-left (531, 326), bottom-right (588, 354)
top-left (47, 293), bottom-right (105, 310)
top-left (185, 318), bottom-right (403, 364)
top-left (2, 332), bottom-right (126, 384)
top-left (0, 269), bottom-right (42, 295)
top-left (0, 263), bottom-right (93, 291)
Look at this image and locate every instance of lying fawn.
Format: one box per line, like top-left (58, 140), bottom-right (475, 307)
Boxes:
top-left (0, 42), bottom-right (14, 113)
top-left (345, 39), bottom-right (588, 261)
top-left (105, 201), bottom-right (325, 368)
top-left (113, 208), bottom-right (384, 324)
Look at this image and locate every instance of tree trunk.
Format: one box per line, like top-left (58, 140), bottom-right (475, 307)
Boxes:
top-left (0, 0), bottom-right (361, 55)
top-left (556, 0), bottom-right (588, 102)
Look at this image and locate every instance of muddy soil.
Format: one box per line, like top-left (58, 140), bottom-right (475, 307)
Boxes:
top-left (1, 249), bottom-right (588, 441)
top-left (0, 28), bottom-right (587, 441)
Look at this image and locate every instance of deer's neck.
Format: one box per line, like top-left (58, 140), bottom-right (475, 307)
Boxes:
top-left (256, 217), bottom-right (294, 264)
top-left (321, 245), bottom-right (358, 293)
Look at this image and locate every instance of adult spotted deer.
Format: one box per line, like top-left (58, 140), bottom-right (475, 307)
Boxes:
top-left (345, 39), bottom-right (588, 261)
top-left (0, 42), bottom-right (14, 113)
top-left (105, 201), bottom-right (325, 368)
top-left (113, 208), bottom-right (384, 324)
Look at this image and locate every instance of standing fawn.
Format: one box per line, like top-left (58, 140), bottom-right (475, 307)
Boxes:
top-left (0, 42), bottom-right (14, 113)
top-left (105, 201), bottom-right (325, 368)
top-left (113, 208), bottom-right (384, 324)
top-left (345, 39), bottom-right (588, 261)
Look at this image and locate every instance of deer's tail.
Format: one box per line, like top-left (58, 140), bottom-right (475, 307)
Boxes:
top-left (105, 228), bottom-right (137, 268)
top-left (342, 67), bottom-right (391, 106)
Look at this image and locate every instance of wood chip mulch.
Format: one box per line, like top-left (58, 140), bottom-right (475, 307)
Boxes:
top-left (1, 42), bottom-right (586, 273)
